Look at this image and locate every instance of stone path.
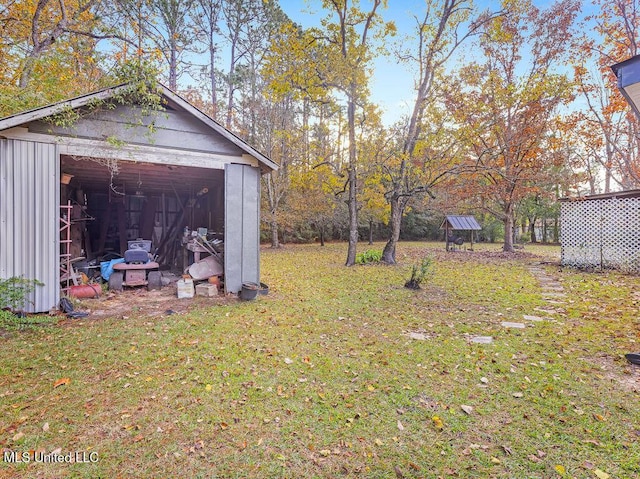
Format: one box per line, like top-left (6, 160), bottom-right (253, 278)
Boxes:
top-left (520, 262), bottom-right (567, 324)
top-left (470, 262), bottom-right (566, 344)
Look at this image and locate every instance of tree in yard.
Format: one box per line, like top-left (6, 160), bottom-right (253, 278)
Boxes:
top-left (219, 0), bottom-right (287, 130)
top-left (192, 0), bottom-right (223, 118)
top-left (263, 2), bottom-right (393, 264)
top-left (285, 163), bottom-right (344, 246)
top-left (570, 0), bottom-right (640, 192)
top-left (0, 0), bottom-right (107, 114)
top-left (380, 0), bottom-right (501, 264)
top-left (258, 93), bottom-right (299, 249)
top-left (446, 0), bottom-right (579, 252)
top-left (110, 0), bottom-right (199, 91)
top-left (310, 0), bottom-right (394, 266)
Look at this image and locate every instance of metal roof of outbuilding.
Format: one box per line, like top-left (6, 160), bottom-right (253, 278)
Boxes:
top-left (440, 215), bottom-right (482, 231)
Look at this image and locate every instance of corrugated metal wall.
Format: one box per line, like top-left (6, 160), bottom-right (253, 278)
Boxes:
top-left (0, 139), bottom-right (59, 312)
top-left (224, 164), bottom-right (260, 293)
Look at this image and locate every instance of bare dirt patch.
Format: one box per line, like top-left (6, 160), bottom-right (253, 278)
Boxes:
top-left (588, 354), bottom-right (640, 393)
top-left (69, 284), bottom-right (238, 321)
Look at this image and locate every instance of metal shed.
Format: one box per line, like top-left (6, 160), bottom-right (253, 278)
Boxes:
top-left (439, 215), bottom-right (482, 251)
top-left (559, 190), bottom-right (640, 273)
top-left (0, 82), bottom-right (278, 312)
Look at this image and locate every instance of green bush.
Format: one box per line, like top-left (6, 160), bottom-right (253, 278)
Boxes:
top-left (0, 277), bottom-right (51, 330)
top-left (356, 249), bottom-right (382, 264)
top-left (0, 276), bottom-right (42, 311)
top-left (404, 256), bottom-right (434, 289)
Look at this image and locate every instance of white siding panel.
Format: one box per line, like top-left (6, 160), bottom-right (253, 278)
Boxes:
top-left (0, 139), bottom-right (59, 312)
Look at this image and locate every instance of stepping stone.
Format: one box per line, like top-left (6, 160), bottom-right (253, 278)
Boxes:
top-left (523, 315), bottom-right (544, 322)
top-left (534, 307), bottom-right (559, 315)
top-left (406, 332), bottom-right (429, 340)
top-left (471, 336), bottom-right (493, 344)
top-left (545, 300), bottom-right (565, 305)
top-left (542, 292), bottom-right (566, 298)
top-left (501, 321), bottom-right (526, 329)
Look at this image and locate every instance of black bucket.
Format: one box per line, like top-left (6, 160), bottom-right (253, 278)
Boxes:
top-left (240, 282), bottom-right (259, 300)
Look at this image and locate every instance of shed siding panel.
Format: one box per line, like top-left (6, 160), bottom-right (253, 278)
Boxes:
top-left (224, 164), bottom-right (260, 293)
top-left (0, 139), bottom-right (59, 312)
top-left (241, 166), bottom-right (260, 282)
top-left (30, 107), bottom-right (244, 156)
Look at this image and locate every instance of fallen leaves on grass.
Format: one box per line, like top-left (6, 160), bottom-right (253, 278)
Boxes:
top-left (53, 377), bottom-right (70, 388)
top-left (431, 416), bottom-right (444, 430)
top-left (554, 464), bottom-right (566, 476)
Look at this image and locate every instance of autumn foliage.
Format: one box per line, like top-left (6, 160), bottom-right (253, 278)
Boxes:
top-left (0, 0), bottom-right (639, 251)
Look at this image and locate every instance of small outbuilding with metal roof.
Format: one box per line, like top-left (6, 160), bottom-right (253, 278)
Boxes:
top-left (0, 82), bottom-right (278, 312)
top-left (440, 215), bottom-right (482, 251)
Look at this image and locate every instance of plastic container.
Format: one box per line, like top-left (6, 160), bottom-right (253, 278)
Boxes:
top-left (240, 282), bottom-right (259, 300)
top-left (177, 278), bottom-right (194, 298)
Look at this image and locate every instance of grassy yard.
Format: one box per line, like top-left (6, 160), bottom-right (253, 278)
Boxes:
top-left (1, 242), bottom-right (639, 478)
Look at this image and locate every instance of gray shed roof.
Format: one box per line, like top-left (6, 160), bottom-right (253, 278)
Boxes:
top-left (0, 82), bottom-right (278, 172)
top-left (440, 215), bottom-right (482, 231)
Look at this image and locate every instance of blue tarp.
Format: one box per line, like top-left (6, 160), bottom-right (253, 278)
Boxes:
top-left (100, 258), bottom-right (125, 281)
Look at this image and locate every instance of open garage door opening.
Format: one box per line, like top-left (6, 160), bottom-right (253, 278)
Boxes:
top-left (60, 154), bottom-right (225, 284)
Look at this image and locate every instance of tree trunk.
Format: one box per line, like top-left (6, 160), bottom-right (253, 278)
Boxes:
top-left (209, 42), bottom-right (218, 116)
top-left (270, 218), bottom-right (279, 248)
top-left (529, 218), bottom-right (537, 243)
top-left (319, 227), bottom-right (325, 247)
top-left (382, 195), bottom-right (404, 264)
top-left (503, 207), bottom-right (515, 252)
top-left (169, 44), bottom-right (177, 91)
top-left (226, 38), bottom-right (237, 129)
top-left (345, 90), bottom-right (358, 266)
top-left (368, 219), bottom-right (373, 245)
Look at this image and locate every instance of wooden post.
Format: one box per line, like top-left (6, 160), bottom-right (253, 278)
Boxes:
top-left (446, 224), bottom-right (450, 252)
top-left (117, 201), bottom-right (127, 254)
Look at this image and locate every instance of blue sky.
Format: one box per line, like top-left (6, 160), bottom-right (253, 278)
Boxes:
top-left (276, 0), bottom-right (599, 125)
top-left (278, 0), bottom-right (428, 125)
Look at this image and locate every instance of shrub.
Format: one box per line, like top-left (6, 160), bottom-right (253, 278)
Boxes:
top-left (0, 277), bottom-right (51, 330)
top-left (356, 249), bottom-right (382, 264)
top-left (404, 256), bottom-right (434, 290)
top-left (0, 276), bottom-right (42, 312)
